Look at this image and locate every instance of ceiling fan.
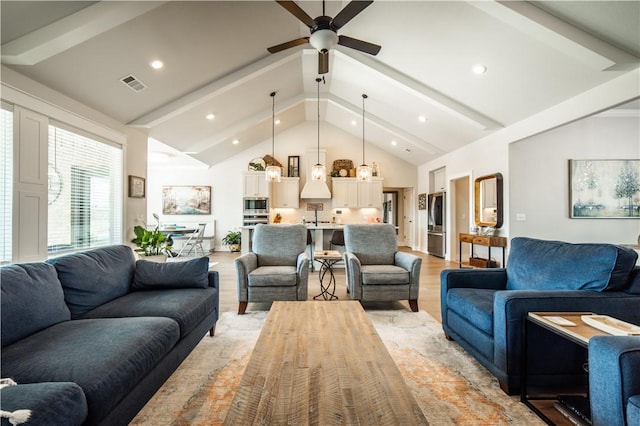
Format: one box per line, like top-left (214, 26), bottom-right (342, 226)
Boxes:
top-left (268, 0), bottom-right (381, 74)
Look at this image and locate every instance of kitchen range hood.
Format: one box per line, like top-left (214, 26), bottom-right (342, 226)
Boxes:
top-left (300, 180), bottom-right (331, 199)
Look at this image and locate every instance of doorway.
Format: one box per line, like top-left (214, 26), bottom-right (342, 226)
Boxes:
top-left (403, 188), bottom-right (415, 249)
top-left (382, 191), bottom-right (398, 226)
top-left (450, 175), bottom-right (471, 262)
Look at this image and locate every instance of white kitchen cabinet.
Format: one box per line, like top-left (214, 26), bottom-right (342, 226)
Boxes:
top-left (243, 172), bottom-right (270, 198)
top-left (358, 178), bottom-right (383, 208)
top-left (331, 178), bottom-right (359, 208)
top-left (432, 168), bottom-right (446, 192)
top-left (272, 177), bottom-right (299, 208)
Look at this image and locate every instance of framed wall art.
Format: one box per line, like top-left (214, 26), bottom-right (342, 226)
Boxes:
top-left (162, 186), bottom-right (211, 215)
top-left (418, 193), bottom-right (427, 210)
top-left (569, 159), bottom-right (639, 218)
top-left (288, 156), bottom-right (300, 177)
top-left (128, 175), bottom-right (145, 198)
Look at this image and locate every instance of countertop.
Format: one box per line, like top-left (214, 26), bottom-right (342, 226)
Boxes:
top-left (241, 223), bottom-right (344, 229)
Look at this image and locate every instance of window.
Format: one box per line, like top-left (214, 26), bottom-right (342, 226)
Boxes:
top-left (0, 107), bottom-right (12, 263)
top-left (48, 124), bottom-right (123, 254)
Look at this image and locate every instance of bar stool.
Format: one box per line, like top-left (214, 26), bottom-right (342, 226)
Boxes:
top-left (330, 229), bottom-right (344, 250)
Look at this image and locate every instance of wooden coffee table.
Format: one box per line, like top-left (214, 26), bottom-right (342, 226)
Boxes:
top-left (224, 301), bottom-right (428, 425)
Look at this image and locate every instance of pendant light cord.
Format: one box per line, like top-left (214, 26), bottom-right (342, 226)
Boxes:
top-left (270, 91), bottom-right (276, 157)
top-left (362, 94), bottom-right (368, 164)
top-left (316, 78), bottom-right (321, 164)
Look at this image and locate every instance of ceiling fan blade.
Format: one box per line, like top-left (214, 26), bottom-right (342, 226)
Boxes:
top-left (276, 1), bottom-right (315, 28)
top-left (318, 50), bottom-right (329, 74)
top-left (267, 37), bottom-right (309, 53)
top-left (338, 35), bottom-right (381, 55)
top-left (331, 0), bottom-right (373, 30)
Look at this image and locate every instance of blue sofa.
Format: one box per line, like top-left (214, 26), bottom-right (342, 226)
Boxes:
top-left (590, 336), bottom-right (640, 426)
top-left (441, 237), bottom-right (640, 394)
top-left (1, 245), bottom-right (219, 426)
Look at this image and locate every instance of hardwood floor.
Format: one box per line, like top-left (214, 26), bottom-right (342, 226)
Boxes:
top-left (208, 248), bottom-right (458, 322)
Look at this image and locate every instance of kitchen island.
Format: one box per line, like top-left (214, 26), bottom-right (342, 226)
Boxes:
top-left (241, 223), bottom-right (344, 256)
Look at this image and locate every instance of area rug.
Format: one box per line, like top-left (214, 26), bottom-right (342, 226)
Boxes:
top-left (130, 309), bottom-right (544, 425)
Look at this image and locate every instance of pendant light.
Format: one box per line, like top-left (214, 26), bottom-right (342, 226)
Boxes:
top-left (265, 91), bottom-right (282, 182)
top-left (310, 77), bottom-right (326, 182)
top-left (356, 93), bottom-right (372, 183)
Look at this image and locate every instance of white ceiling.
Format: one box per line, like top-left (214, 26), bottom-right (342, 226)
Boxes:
top-left (2, 1), bottom-right (639, 167)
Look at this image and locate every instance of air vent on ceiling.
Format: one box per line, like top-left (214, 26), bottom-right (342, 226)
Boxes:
top-left (120, 74), bottom-right (147, 93)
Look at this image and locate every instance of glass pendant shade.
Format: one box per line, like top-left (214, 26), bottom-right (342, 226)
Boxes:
top-left (265, 91), bottom-right (281, 182)
top-left (311, 163), bottom-right (326, 182)
top-left (357, 164), bottom-right (372, 182)
top-left (265, 165), bottom-right (281, 182)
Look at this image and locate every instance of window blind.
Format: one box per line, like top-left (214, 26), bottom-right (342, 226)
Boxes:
top-left (0, 108), bottom-right (12, 263)
top-left (48, 125), bottom-right (123, 254)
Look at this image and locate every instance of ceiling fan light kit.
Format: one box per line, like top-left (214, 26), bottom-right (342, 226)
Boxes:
top-left (265, 91), bottom-right (282, 182)
top-left (309, 29), bottom-right (338, 53)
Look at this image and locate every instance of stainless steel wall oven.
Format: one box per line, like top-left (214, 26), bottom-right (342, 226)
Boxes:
top-left (243, 197), bottom-right (269, 226)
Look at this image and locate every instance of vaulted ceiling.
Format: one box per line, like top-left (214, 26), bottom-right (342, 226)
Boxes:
top-left (2, 1), bottom-right (639, 167)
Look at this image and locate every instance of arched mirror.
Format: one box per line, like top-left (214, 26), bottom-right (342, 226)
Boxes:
top-left (474, 173), bottom-right (503, 228)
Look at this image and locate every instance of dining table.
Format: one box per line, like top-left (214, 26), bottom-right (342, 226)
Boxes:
top-left (159, 227), bottom-right (196, 257)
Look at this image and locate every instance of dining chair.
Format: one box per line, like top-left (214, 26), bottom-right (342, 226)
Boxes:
top-left (183, 223), bottom-right (207, 257)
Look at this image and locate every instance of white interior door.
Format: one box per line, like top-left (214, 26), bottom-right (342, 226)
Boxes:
top-left (403, 188), bottom-right (414, 248)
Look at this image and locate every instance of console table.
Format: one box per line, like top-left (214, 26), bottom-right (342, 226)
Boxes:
top-left (459, 233), bottom-right (507, 268)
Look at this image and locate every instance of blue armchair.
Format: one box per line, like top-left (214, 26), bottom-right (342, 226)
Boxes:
top-left (589, 336), bottom-right (640, 426)
top-left (441, 237), bottom-right (640, 394)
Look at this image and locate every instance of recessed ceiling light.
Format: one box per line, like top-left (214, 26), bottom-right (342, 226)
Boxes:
top-left (418, 115), bottom-right (427, 123)
top-left (150, 60), bottom-right (163, 69)
top-left (205, 113), bottom-right (215, 120)
top-left (391, 140), bottom-right (397, 146)
top-left (232, 139), bottom-right (239, 145)
top-left (275, 119), bottom-right (281, 125)
top-left (472, 64), bottom-right (487, 75)
top-left (351, 119), bottom-right (357, 126)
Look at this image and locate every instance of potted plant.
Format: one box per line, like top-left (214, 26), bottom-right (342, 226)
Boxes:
top-left (222, 229), bottom-right (242, 252)
top-left (132, 214), bottom-right (172, 258)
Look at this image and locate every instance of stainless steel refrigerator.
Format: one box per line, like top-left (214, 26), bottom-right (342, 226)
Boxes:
top-left (427, 192), bottom-right (446, 258)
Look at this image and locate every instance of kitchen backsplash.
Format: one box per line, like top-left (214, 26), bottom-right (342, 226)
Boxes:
top-left (273, 200), bottom-right (381, 225)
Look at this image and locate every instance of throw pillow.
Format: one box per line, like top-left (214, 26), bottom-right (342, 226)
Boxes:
top-left (0, 263), bottom-right (71, 347)
top-left (132, 257), bottom-right (209, 290)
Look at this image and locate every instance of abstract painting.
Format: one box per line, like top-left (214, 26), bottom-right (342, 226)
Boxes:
top-left (162, 186), bottom-right (211, 215)
top-left (569, 159), bottom-right (639, 218)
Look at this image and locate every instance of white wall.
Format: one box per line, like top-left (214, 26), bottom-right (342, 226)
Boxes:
top-left (418, 137), bottom-right (509, 256)
top-left (417, 112), bottom-right (639, 259)
top-left (510, 114), bottom-right (640, 244)
top-left (147, 121), bottom-right (418, 251)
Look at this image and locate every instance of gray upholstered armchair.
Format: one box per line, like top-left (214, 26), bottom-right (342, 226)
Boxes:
top-left (343, 224), bottom-right (422, 312)
top-left (235, 224), bottom-right (309, 314)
